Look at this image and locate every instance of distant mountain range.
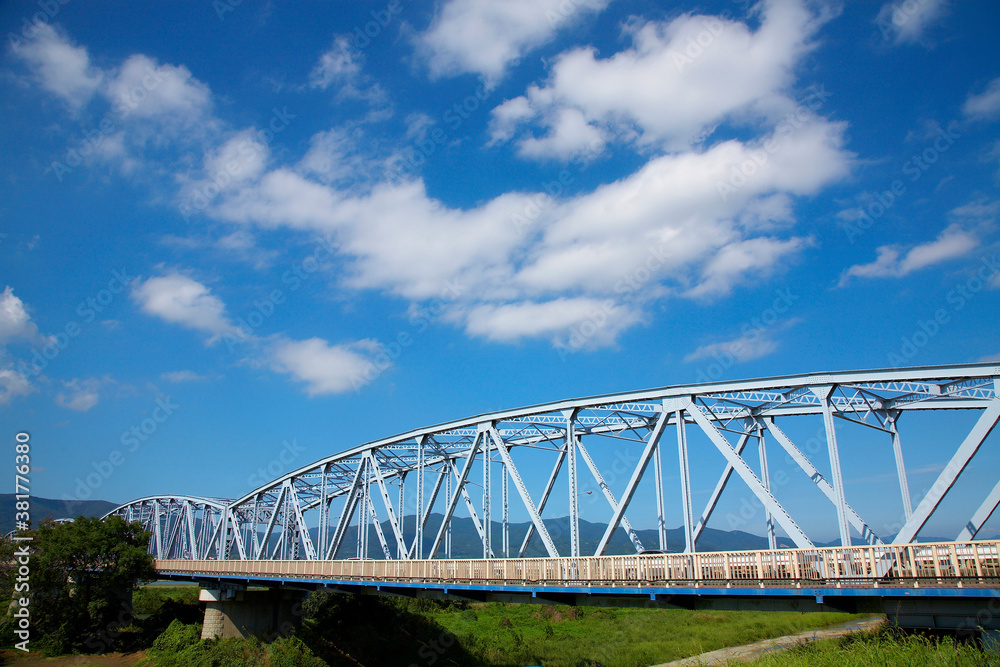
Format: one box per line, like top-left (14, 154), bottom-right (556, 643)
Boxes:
top-left (5, 496), bottom-right (986, 556)
top-left (0, 495), bottom-right (119, 534)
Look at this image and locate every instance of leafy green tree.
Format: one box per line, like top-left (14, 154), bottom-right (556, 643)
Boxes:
top-left (2, 516), bottom-right (156, 654)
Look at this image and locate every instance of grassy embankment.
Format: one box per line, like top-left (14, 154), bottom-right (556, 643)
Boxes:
top-left (744, 626), bottom-right (1000, 666)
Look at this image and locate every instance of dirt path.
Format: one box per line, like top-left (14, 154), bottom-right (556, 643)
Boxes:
top-left (0, 650), bottom-right (147, 666)
top-left (652, 617), bottom-right (885, 667)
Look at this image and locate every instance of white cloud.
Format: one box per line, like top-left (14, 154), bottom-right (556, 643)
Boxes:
top-left (490, 0), bottom-right (831, 154)
top-left (14, 23), bottom-right (102, 108)
top-left (0, 286), bottom-right (44, 346)
top-left (684, 333), bottom-right (778, 364)
top-left (0, 369), bottom-right (34, 406)
top-left (876, 0), bottom-right (948, 45)
top-left (161, 370), bottom-right (216, 383)
top-left (208, 108), bottom-right (849, 346)
top-left (0, 287), bottom-right (45, 406)
top-left (417, 0), bottom-right (611, 81)
top-left (131, 274), bottom-right (233, 338)
top-left (963, 77), bottom-right (1000, 122)
top-left (840, 224), bottom-right (978, 284)
top-left (688, 236), bottom-right (809, 298)
top-left (310, 36), bottom-right (363, 89)
top-left (104, 54), bottom-right (212, 126)
top-left (271, 337), bottom-right (381, 395)
top-left (54, 378), bottom-right (101, 411)
top-left (310, 36), bottom-right (387, 105)
top-left (464, 298), bottom-right (641, 345)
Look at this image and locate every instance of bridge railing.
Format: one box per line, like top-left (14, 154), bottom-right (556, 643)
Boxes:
top-left (156, 540), bottom-right (1000, 588)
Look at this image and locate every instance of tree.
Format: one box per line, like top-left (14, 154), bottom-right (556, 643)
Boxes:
top-left (2, 516), bottom-right (156, 654)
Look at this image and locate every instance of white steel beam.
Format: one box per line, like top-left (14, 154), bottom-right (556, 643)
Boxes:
top-left (595, 409), bottom-right (670, 556)
top-left (519, 446), bottom-right (565, 557)
top-left (576, 440), bottom-right (643, 552)
top-left (489, 426), bottom-right (560, 558)
top-left (677, 409), bottom-right (695, 553)
top-left (688, 402), bottom-right (813, 549)
top-left (895, 398), bottom-right (1000, 543)
top-left (957, 478), bottom-right (1000, 541)
top-left (692, 430), bottom-right (752, 545)
top-left (762, 418), bottom-right (881, 545)
top-left (429, 434), bottom-right (482, 558)
top-left (327, 462), bottom-right (365, 559)
top-left (814, 386), bottom-right (852, 547)
top-left (367, 452), bottom-right (409, 559)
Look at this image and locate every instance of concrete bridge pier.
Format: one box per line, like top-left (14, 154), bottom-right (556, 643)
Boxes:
top-left (199, 585), bottom-right (307, 640)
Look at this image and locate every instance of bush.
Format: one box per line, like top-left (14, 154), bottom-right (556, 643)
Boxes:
top-left (150, 619), bottom-right (201, 654)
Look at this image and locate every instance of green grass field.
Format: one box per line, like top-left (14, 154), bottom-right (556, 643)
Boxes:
top-left (745, 627), bottom-right (1000, 666)
top-left (420, 602), bottom-right (863, 667)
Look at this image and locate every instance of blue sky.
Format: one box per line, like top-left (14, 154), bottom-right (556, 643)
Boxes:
top-left (1, 0), bottom-right (998, 542)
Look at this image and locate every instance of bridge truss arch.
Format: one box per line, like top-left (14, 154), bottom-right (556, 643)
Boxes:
top-left (111, 364), bottom-right (1000, 562)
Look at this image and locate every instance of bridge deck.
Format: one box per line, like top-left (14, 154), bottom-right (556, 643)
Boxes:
top-left (156, 541), bottom-right (1000, 596)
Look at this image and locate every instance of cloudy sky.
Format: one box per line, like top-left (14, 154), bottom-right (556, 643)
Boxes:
top-left (1, 0), bottom-right (998, 539)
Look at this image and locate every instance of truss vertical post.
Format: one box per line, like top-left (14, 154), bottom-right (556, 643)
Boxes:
top-left (654, 424), bottom-right (667, 551)
top-left (398, 472), bottom-right (406, 559)
top-left (677, 408), bottom-right (695, 553)
top-left (503, 462), bottom-right (510, 558)
top-left (416, 436), bottom-right (425, 559)
top-left (757, 421), bottom-right (776, 551)
top-left (445, 470), bottom-right (452, 558)
top-left (887, 411), bottom-right (912, 520)
top-left (563, 409), bottom-right (580, 558)
top-left (318, 463), bottom-right (330, 560)
top-left (814, 385), bottom-right (852, 548)
top-left (482, 424), bottom-right (492, 560)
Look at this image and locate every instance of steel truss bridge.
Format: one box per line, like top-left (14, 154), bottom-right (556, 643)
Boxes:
top-left (106, 364), bottom-right (1000, 627)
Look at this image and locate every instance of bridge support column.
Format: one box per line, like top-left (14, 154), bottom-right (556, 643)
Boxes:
top-left (199, 586), bottom-right (307, 640)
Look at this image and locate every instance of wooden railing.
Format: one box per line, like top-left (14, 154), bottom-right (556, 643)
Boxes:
top-left (156, 541), bottom-right (1000, 589)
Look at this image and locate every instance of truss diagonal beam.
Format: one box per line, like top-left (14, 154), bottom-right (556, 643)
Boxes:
top-left (957, 478), bottom-right (1000, 541)
top-left (687, 402), bottom-right (813, 549)
top-left (595, 409), bottom-right (669, 556)
top-left (429, 434), bottom-right (481, 558)
top-left (692, 430), bottom-right (752, 545)
top-left (519, 446), bottom-right (566, 557)
top-left (763, 418), bottom-right (882, 545)
top-left (489, 426), bottom-right (559, 558)
top-left (894, 398), bottom-right (1000, 544)
top-left (368, 452), bottom-right (409, 559)
top-left (576, 440), bottom-right (643, 552)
